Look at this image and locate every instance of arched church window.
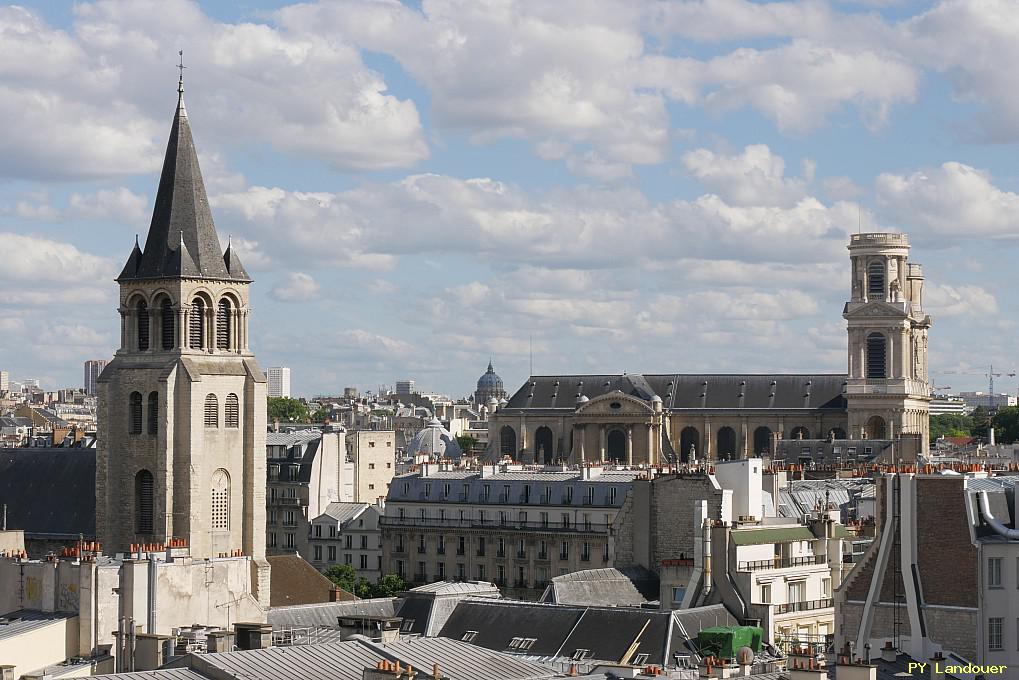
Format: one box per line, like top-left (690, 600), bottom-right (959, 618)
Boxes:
top-left (866, 333), bottom-right (887, 379)
top-left (129, 392), bottom-right (143, 434)
top-left (211, 469), bottom-right (230, 530)
top-left (135, 469), bottom-right (154, 534)
top-left (147, 391), bottom-right (158, 436)
top-left (500, 426), bottom-right (516, 456)
top-left (136, 300), bottom-right (149, 351)
top-left (216, 299), bottom-right (231, 350)
top-left (160, 299), bottom-right (174, 349)
top-left (190, 298), bottom-right (206, 349)
top-left (867, 261), bottom-right (885, 297)
top-left (225, 393), bottom-right (239, 428)
top-left (606, 429), bottom-right (626, 463)
top-left (204, 393), bottom-right (219, 428)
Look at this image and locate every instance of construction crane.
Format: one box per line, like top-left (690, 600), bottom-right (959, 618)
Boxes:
top-left (941, 365), bottom-right (1016, 410)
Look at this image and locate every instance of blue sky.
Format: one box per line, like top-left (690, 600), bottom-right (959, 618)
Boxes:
top-left (2, 0), bottom-right (1019, 398)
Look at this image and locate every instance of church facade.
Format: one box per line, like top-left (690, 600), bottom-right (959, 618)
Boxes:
top-left (489, 232), bottom-right (932, 465)
top-left (96, 81), bottom-right (269, 603)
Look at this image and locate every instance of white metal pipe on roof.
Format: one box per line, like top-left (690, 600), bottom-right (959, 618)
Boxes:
top-left (978, 490), bottom-right (1019, 540)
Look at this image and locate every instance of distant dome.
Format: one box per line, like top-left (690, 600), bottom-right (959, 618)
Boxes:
top-left (474, 360), bottom-right (508, 404)
top-left (407, 417), bottom-right (463, 461)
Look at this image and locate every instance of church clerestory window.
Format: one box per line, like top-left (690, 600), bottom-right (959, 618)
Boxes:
top-left (225, 393), bottom-right (239, 428)
top-left (135, 469), bottom-right (154, 534)
top-left (204, 393), bottom-right (219, 428)
top-left (129, 392), bottom-right (143, 434)
top-left (216, 299), bottom-right (231, 350)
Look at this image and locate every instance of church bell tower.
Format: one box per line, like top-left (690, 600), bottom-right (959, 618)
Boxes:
top-left (843, 233), bottom-right (932, 452)
top-left (97, 78), bottom-right (269, 603)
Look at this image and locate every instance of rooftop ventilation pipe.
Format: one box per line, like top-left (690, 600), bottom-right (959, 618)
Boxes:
top-left (978, 491), bottom-right (1019, 540)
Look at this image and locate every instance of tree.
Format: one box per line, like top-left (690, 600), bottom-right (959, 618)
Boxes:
top-left (929, 413), bottom-right (973, 442)
top-left (267, 397), bottom-right (310, 423)
top-left (310, 406), bottom-right (332, 423)
top-left (455, 434), bottom-right (477, 455)
top-left (372, 573), bottom-right (408, 598)
top-left (991, 406), bottom-right (1019, 444)
top-left (969, 406), bottom-right (991, 439)
top-left (324, 564), bottom-right (357, 593)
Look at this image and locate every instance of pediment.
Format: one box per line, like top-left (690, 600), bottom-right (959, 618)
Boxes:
top-left (576, 390), bottom-right (653, 415)
top-left (844, 301), bottom-right (907, 318)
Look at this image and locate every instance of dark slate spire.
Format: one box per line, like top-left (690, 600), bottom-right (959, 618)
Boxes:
top-left (222, 235), bottom-right (250, 280)
top-left (119, 83), bottom-right (249, 282)
top-left (118, 235), bottom-right (143, 279)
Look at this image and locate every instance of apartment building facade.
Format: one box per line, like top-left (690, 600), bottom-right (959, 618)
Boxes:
top-left (381, 463), bottom-right (638, 598)
top-left (267, 427), bottom-right (396, 558)
top-left (308, 501), bottom-right (384, 582)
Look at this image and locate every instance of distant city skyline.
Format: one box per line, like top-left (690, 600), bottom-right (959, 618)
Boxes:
top-left (2, 1), bottom-right (1019, 397)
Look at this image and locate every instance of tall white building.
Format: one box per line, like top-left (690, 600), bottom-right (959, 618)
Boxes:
top-left (83, 359), bottom-right (108, 396)
top-left (267, 366), bottom-right (291, 398)
top-left (0, 370), bottom-right (8, 392)
top-left (395, 379), bottom-right (415, 396)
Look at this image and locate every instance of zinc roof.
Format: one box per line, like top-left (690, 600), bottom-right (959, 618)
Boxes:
top-left (730, 526), bottom-right (815, 545)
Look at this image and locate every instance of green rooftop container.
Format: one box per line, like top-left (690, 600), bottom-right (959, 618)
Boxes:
top-left (696, 625), bottom-right (763, 659)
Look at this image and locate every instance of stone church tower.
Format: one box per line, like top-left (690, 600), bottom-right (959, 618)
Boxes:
top-left (97, 81), bottom-right (269, 601)
top-left (843, 233), bottom-right (932, 451)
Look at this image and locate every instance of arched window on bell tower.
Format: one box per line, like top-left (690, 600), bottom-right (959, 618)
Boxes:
top-left (190, 298), bottom-right (206, 349)
top-left (217, 298), bottom-right (231, 350)
top-left (137, 300), bottom-right (150, 351)
top-left (160, 298), bottom-right (175, 349)
top-left (867, 261), bottom-right (885, 299)
top-left (866, 332), bottom-right (887, 379)
top-left (211, 469), bottom-right (230, 530)
top-left (135, 469), bottom-right (154, 534)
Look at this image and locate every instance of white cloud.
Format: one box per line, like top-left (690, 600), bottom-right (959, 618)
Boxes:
top-left (875, 162), bottom-right (1019, 238)
top-left (681, 144), bottom-right (810, 207)
top-left (270, 272), bottom-right (321, 301)
top-left (904, 0), bottom-right (1019, 142)
top-left (0, 232), bottom-right (114, 284)
top-left (0, 3), bottom-right (427, 182)
top-left (925, 283), bottom-right (999, 318)
top-left (699, 41), bottom-right (917, 133)
top-left (69, 188), bottom-right (148, 223)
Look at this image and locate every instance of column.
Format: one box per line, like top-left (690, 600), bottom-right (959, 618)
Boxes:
top-left (703, 417), bottom-right (712, 461)
top-left (740, 418), bottom-right (749, 459)
top-left (119, 308), bottom-right (129, 349)
top-left (519, 416), bottom-right (528, 458)
top-left (626, 425), bottom-right (633, 466)
top-left (599, 425), bottom-right (606, 461)
top-left (646, 423), bottom-right (654, 465)
top-left (578, 425), bottom-right (586, 463)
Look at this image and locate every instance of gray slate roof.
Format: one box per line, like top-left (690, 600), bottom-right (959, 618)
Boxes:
top-left (158, 636), bottom-right (555, 680)
top-left (119, 92), bottom-right (247, 282)
top-left (504, 374), bottom-right (848, 411)
top-left (542, 568), bottom-right (645, 607)
top-left (317, 502), bottom-right (368, 524)
top-left (438, 599), bottom-right (736, 667)
top-left (267, 598), bottom-right (399, 630)
top-left (0, 448), bottom-right (96, 537)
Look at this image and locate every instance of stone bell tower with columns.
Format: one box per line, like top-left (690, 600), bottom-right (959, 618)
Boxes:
top-left (843, 232), bottom-right (932, 452)
top-left (96, 76), bottom-right (269, 605)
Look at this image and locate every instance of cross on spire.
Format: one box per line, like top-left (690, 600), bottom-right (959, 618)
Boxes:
top-left (177, 50), bottom-right (186, 94)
